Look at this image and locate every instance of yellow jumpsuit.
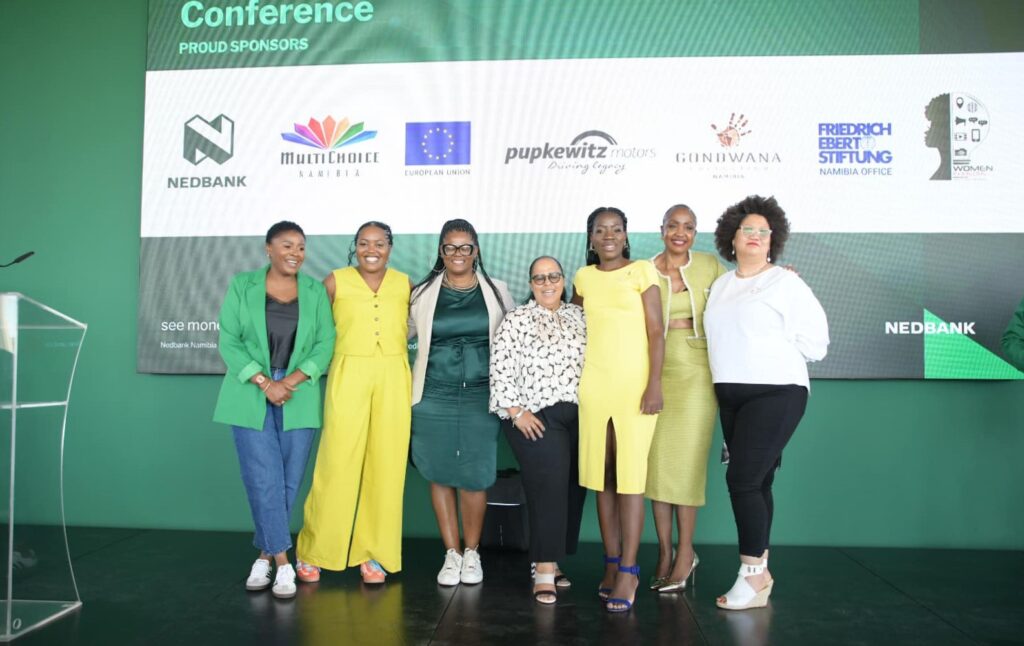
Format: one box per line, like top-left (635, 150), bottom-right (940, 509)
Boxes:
top-left (297, 267), bottom-right (411, 572)
top-left (574, 260), bottom-right (660, 494)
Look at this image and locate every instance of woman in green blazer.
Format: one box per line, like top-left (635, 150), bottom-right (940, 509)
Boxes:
top-left (213, 221), bottom-right (335, 599)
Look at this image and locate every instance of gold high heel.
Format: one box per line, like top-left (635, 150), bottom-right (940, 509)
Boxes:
top-left (657, 553), bottom-right (699, 593)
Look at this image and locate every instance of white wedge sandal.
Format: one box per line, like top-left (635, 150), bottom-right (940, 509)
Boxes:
top-left (716, 561), bottom-right (773, 610)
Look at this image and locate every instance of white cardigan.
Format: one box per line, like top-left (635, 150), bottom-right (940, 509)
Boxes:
top-left (408, 271), bottom-right (515, 405)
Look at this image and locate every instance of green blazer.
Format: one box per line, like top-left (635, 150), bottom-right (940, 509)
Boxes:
top-left (213, 266), bottom-right (336, 431)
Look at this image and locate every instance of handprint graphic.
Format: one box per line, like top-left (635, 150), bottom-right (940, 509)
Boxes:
top-left (711, 113), bottom-right (751, 148)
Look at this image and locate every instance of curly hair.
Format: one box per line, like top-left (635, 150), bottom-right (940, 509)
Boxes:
top-left (713, 195), bottom-right (789, 262)
top-left (585, 207), bottom-right (630, 266)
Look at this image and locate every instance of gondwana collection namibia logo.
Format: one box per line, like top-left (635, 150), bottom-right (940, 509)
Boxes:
top-left (675, 112), bottom-right (781, 180)
top-left (168, 114), bottom-right (247, 189)
top-left (405, 121), bottom-right (471, 176)
top-left (280, 116), bottom-right (379, 179)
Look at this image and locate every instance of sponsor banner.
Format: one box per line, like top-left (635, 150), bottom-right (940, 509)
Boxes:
top-left (142, 54), bottom-right (1024, 241)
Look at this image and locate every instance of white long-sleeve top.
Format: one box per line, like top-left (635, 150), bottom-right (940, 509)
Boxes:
top-left (704, 266), bottom-right (829, 389)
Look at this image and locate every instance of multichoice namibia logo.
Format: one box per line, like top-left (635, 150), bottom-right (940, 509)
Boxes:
top-left (183, 114), bottom-right (234, 164)
top-left (168, 114), bottom-right (246, 189)
top-left (279, 116), bottom-right (380, 179)
top-left (405, 121), bottom-right (471, 176)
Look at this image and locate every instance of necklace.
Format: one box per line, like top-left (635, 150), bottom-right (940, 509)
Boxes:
top-left (735, 262), bottom-right (772, 279)
top-left (442, 271), bottom-right (479, 292)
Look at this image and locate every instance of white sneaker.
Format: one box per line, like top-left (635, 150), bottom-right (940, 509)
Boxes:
top-left (272, 563), bottom-right (297, 599)
top-left (246, 558), bottom-right (272, 591)
top-left (461, 548), bottom-right (483, 585)
top-left (437, 549), bottom-right (463, 586)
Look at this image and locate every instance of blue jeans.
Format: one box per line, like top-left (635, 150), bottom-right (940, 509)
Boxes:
top-left (232, 368), bottom-right (316, 555)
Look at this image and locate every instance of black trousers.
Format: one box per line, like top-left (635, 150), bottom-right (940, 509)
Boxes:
top-left (503, 401), bottom-right (588, 563)
top-left (714, 383), bottom-right (808, 558)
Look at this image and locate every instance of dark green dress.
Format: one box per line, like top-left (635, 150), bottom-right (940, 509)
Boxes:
top-left (410, 285), bottom-right (499, 491)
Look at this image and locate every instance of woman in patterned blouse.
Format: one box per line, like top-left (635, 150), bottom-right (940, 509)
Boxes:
top-left (489, 256), bottom-right (587, 605)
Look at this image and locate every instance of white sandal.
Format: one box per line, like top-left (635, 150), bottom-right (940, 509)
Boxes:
top-left (533, 571), bottom-right (557, 605)
top-left (716, 561), bottom-right (773, 610)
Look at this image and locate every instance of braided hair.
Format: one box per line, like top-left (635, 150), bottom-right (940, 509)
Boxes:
top-left (411, 218), bottom-right (506, 314)
top-left (347, 220), bottom-right (394, 265)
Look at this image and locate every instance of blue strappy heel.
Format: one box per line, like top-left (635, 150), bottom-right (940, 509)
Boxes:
top-left (597, 555), bottom-right (621, 599)
top-left (606, 564), bottom-right (640, 613)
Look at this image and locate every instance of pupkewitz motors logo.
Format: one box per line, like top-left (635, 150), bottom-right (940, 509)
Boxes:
top-left (504, 129), bottom-right (656, 175)
top-left (280, 116), bottom-right (380, 179)
top-left (405, 122), bottom-right (471, 175)
top-left (169, 114), bottom-right (247, 189)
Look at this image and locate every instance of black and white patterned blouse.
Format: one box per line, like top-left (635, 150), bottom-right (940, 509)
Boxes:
top-left (489, 300), bottom-right (586, 418)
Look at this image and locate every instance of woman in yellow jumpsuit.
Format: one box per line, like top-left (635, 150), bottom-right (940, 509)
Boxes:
top-left (296, 221), bottom-right (412, 584)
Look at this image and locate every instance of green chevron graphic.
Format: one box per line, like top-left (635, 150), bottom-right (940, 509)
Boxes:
top-left (923, 309), bottom-right (1024, 380)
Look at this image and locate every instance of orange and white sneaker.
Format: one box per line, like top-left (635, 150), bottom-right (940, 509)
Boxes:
top-left (295, 560), bottom-right (321, 583)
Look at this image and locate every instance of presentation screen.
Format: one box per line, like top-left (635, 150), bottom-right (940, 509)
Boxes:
top-left (139, 0), bottom-right (1024, 379)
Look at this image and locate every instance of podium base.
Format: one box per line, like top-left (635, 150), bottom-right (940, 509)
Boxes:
top-left (0, 600), bottom-right (81, 641)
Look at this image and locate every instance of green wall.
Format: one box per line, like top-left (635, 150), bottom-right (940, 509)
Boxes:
top-left (2, 0), bottom-right (1023, 549)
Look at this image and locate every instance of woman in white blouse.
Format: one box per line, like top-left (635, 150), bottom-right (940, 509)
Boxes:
top-left (489, 256), bottom-right (587, 605)
top-left (703, 195), bottom-right (829, 611)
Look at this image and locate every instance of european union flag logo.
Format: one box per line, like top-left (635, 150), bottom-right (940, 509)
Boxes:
top-left (405, 121), bottom-right (471, 165)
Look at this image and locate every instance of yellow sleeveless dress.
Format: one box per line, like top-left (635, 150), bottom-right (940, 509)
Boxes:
top-left (574, 260), bottom-right (660, 494)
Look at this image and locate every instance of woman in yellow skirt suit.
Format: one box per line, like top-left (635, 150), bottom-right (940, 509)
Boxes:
top-left (296, 221), bottom-right (412, 584)
top-left (645, 204), bottom-right (728, 593)
top-left (572, 207), bottom-right (664, 613)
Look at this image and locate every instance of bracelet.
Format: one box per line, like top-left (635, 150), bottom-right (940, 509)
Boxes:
top-left (260, 381), bottom-right (271, 393)
top-left (512, 409), bottom-right (526, 422)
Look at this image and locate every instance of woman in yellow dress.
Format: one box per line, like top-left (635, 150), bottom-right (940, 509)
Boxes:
top-left (295, 221), bottom-right (412, 584)
top-left (645, 204), bottom-right (728, 592)
top-left (572, 207), bottom-right (664, 613)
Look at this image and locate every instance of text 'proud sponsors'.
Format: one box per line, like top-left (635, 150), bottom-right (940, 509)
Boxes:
top-left (177, 0), bottom-right (374, 56)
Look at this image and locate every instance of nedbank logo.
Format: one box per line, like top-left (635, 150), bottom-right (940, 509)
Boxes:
top-left (169, 114), bottom-right (247, 189)
top-left (183, 114), bottom-right (234, 165)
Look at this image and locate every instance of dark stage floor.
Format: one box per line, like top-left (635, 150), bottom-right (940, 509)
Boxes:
top-left (15, 528), bottom-right (1023, 645)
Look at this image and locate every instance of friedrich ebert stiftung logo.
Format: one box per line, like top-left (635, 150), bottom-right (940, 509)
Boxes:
top-left (169, 114), bottom-right (247, 189)
top-left (280, 115), bottom-right (380, 180)
top-left (404, 121), bottom-right (472, 176)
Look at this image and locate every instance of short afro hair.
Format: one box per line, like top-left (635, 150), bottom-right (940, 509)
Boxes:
top-left (265, 220), bottom-right (305, 244)
top-left (713, 195), bottom-right (790, 262)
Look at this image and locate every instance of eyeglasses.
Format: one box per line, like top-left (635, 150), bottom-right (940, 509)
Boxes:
top-left (530, 272), bottom-right (564, 285)
top-left (440, 243), bottom-right (476, 256)
top-left (739, 226), bottom-right (772, 238)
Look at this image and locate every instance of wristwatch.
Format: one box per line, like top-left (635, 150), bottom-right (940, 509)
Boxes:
top-left (255, 374), bottom-right (267, 386)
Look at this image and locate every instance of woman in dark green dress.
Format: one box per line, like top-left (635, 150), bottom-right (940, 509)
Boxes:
top-left (409, 219), bottom-right (514, 587)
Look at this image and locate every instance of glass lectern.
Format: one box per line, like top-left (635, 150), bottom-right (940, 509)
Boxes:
top-left (0, 293), bottom-right (85, 640)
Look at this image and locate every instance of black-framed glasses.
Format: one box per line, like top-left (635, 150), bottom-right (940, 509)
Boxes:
top-left (530, 272), bottom-right (564, 285)
top-left (441, 243), bottom-right (476, 256)
top-left (739, 226), bottom-right (772, 238)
